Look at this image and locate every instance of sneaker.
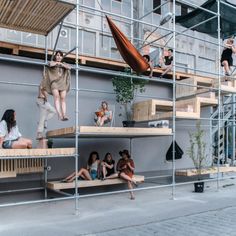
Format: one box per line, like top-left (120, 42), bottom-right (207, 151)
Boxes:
top-left (36, 132), bottom-right (44, 140)
top-left (44, 120), bottom-right (47, 129)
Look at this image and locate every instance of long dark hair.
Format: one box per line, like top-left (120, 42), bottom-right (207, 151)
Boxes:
top-left (1, 109), bottom-right (16, 133)
top-left (104, 152), bottom-right (113, 163)
top-left (88, 151), bottom-right (99, 166)
top-left (53, 50), bottom-right (63, 61)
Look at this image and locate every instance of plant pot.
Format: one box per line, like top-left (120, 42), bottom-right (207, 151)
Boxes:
top-left (194, 181), bottom-right (204, 193)
top-left (122, 120), bottom-right (135, 127)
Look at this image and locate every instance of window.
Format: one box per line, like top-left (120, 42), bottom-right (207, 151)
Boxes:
top-left (83, 31), bottom-right (96, 56)
top-left (153, 0), bottom-right (161, 15)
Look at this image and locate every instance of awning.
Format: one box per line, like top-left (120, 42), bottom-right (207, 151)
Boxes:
top-left (176, 0), bottom-right (236, 38)
top-left (0, 0), bottom-right (75, 35)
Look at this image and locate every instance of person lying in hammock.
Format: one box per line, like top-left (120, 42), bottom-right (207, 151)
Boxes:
top-left (142, 55), bottom-right (153, 78)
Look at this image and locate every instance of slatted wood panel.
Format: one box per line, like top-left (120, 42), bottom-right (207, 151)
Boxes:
top-left (0, 148), bottom-right (75, 178)
top-left (46, 126), bottom-right (172, 139)
top-left (176, 166), bottom-right (236, 176)
top-left (47, 175), bottom-right (145, 190)
top-left (0, 0), bottom-right (75, 35)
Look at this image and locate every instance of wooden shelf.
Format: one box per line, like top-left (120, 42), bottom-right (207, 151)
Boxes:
top-left (47, 175), bottom-right (144, 190)
top-left (46, 126), bottom-right (172, 139)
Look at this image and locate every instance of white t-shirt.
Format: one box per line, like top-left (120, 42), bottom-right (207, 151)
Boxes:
top-left (0, 120), bottom-right (22, 141)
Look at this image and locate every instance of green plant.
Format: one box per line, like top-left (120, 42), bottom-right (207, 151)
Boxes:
top-left (112, 68), bottom-right (147, 121)
top-left (187, 122), bottom-right (208, 177)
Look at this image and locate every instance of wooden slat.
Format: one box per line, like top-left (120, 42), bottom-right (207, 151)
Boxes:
top-left (46, 126), bottom-right (172, 139)
top-left (0, 148), bottom-right (76, 157)
top-left (47, 175), bottom-right (145, 190)
top-left (176, 166), bottom-right (236, 176)
top-left (0, 0), bottom-right (75, 35)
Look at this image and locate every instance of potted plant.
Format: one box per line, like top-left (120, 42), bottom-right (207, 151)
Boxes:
top-left (112, 68), bottom-right (147, 127)
top-left (187, 122), bottom-right (208, 192)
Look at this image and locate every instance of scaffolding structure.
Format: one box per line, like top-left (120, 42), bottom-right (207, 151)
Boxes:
top-left (0, 0), bottom-right (236, 212)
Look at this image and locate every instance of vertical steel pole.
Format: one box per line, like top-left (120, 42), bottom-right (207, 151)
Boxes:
top-left (75, 0), bottom-right (80, 214)
top-left (44, 35), bottom-right (48, 199)
top-left (217, 0), bottom-right (221, 190)
top-left (171, 0), bottom-right (176, 200)
top-left (131, 0), bottom-right (134, 44)
top-left (232, 95), bottom-right (235, 165)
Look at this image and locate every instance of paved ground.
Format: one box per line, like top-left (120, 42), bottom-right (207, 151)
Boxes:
top-left (1, 177), bottom-right (236, 236)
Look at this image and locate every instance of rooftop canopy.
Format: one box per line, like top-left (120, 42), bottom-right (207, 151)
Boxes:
top-left (0, 0), bottom-right (75, 36)
top-left (176, 0), bottom-right (236, 38)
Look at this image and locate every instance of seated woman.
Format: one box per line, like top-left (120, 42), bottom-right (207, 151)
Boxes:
top-left (94, 101), bottom-right (112, 126)
top-left (142, 55), bottom-right (153, 78)
top-left (116, 149), bottom-right (137, 200)
top-left (63, 151), bottom-right (100, 182)
top-left (101, 152), bottom-right (115, 180)
top-left (0, 109), bottom-right (32, 149)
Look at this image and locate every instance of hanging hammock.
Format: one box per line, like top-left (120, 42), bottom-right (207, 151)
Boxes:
top-left (106, 16), bottom-right (150, 73)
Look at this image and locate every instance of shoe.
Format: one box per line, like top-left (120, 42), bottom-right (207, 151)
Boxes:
top-left (61, 116), bottom-right (69, 121)
top-left (130, 196), bottom-right (135, 200)
top-left (44, 121), bottom-right (47, 129)
top-left (36, 132), bottom-right (44, 140)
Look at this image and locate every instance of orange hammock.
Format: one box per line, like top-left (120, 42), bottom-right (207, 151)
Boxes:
top-left (106, 16), bottom-right (150, 74)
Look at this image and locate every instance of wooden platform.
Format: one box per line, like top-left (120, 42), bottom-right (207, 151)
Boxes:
top-left (0, 148), bottom-right (75, 157)
top-left (0, 148), bottom-right (75, 178)
top-left (0, 0), bottom-right (75, 35)
top-left (176, 166), bottom-right (236, 176)
top-left (46, 126), bottom-right (172, 139)
top-left (134, 96), bottom-right (217, 121)
top-left (47, 175), bottom-right (145, 190)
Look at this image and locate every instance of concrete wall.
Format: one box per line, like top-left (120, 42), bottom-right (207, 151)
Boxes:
top-left (0, 59), bottom-right (212, 181)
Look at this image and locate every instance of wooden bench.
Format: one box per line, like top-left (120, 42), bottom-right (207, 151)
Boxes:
top-left (133, 96), bottom-right (217, 121)
top-left (47, 175), bottom-right (145, 190)
top-left (0, 148), bottom-right (75, 178)
top-left (176, 166), bottom-right (236, 176)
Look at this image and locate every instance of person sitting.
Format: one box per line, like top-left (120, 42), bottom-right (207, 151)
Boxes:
top-left (158, 49), bottom-right (173, 78)
top-left (63, 151), bottom-right (100, 182)
top-left (221, 38), bottom-right (236, 76)
top-left (0, 109), bottom-right (32, 149)
top-left (116, 149), bottom-right (137, 200)
top-left (101, 152), bottom-right (115, 180)
top-left (94, 101), bottom-right (112, 126)
top-left (143, 54), bottom-right (153, 78)
top-left (36, 82), bottom-right (56, 140)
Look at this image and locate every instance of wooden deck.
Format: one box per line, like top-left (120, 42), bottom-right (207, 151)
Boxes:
top-left (46, 126), bottom-right (172, 139)
top-left (176, 166), bottom-right (236, 176)
top-left (47, 175), bottom-right (145, 190)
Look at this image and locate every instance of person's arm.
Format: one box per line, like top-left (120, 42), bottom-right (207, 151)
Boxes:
top-left (48, 61), bottom-right (59, 67)
top-left (61, 62), bottom-right (71, 70)
top-left (105, 162), bottom-right (114, 169)
top-left (231, 45), bottom-right (236, 54)
top-left (127, 160), bottom-right (135, 172)
top-left (0, 136), bottom-right (4, 148)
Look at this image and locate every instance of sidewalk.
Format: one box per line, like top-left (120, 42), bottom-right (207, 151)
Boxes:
top-left (0, 177), bottom-right (236, 236)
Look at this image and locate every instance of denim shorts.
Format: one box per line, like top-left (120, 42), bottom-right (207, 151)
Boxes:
top-left (90, 170), bottom-right (98, 180)
top-left (2, 139), bottom-right (18, 149)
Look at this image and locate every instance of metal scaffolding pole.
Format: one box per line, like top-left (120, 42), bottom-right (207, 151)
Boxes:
top-left (171, 0), bottom-right (176, 200)
top-left (217, 0), bottom-right (221, 191)
top-left (75, 0), bottom-right (80, 214)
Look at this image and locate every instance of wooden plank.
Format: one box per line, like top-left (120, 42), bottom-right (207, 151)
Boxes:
top-left (176, 166), bottom-right (236, 176)
top-left (47, 175), bottom-right (145, 190)
top-left (47, 126), bottom-right (172, 138)
top-left (0, 148), bottom-right (75, 157)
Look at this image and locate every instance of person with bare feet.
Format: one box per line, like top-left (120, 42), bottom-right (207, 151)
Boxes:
top-left (63, 151), bottom-right (100, 182)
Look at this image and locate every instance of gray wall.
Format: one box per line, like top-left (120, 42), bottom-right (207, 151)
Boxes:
top-left (0, 59), bottom-right (212, 181)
